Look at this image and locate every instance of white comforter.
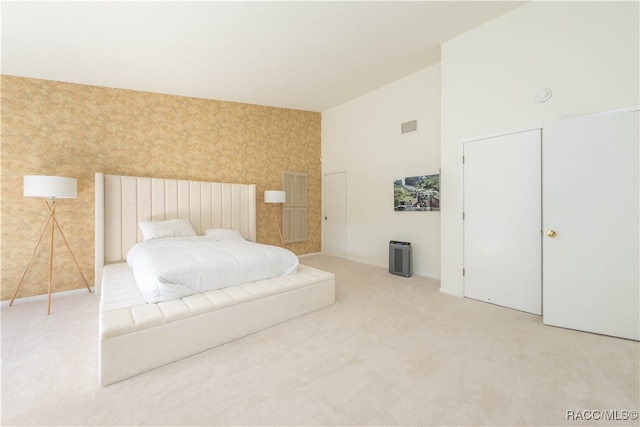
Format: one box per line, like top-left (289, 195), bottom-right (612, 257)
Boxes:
top-left (127, 237), bottom-right (299, 303)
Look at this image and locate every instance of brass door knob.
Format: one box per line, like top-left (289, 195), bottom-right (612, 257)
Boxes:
top-left (547, 230), bottom-right (557, 238)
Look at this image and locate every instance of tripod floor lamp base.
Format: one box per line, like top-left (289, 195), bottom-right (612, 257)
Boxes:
top-left (10, 176), bottom-right (92, 315)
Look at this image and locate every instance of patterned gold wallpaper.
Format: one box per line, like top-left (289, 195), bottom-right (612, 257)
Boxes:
top-left (0, 75), bottom-right (321, 301)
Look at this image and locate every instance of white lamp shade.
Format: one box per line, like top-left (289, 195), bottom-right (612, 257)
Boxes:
top-left (24, 175), bottom-right (77, 199)
top-left (264, 190), bottom-right (286, 204)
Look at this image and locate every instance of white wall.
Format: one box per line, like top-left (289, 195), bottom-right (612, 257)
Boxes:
top-left (440, 2), bottom-right (639, 295)
top-left (322, 64), bottom-right (441, 278)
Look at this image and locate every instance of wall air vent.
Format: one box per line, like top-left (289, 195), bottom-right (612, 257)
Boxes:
top-left (401, 120), bottom-right (417, 134)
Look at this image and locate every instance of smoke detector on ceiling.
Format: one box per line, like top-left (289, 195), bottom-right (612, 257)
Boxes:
top-left (535, 88), bottom-right (553, 103)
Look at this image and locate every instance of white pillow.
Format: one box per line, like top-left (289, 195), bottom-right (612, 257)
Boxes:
top-left (138, 219), bottom-right (197, 241)
top-left (204, 228), bottom-right (246, 241)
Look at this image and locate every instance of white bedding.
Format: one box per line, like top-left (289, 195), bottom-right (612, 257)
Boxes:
top-left (127, 237), bottom-right (299, 303)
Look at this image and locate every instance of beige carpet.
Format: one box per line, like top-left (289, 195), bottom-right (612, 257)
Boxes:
top-left (2, 255), bottom-right (638, 426)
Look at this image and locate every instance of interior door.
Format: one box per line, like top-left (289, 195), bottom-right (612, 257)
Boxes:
top-left (543, 109), bottom-right (639, 340)
top-left (324, 172), bottom-right (347, 258)
top-left (463, 129), bottom-right (542, 315)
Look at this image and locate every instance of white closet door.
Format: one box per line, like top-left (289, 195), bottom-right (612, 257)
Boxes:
top-left (324, 172), bottom-right (347, 258)
top-left (463, 129), bottom-right (542, 315)
top-left (543, 110), bottom-right (639, 340)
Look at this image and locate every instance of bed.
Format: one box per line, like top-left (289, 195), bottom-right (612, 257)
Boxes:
top-left (95, 173), bottom-right (335, 386)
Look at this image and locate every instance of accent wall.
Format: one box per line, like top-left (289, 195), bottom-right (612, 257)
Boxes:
top-left (1, 76), bottom-right (321, 300)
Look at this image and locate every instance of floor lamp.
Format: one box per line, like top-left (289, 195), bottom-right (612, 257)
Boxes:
top-left (264, 190), bottom-right (286, 247)
top-left (10, 175), bottom-right (92, 314)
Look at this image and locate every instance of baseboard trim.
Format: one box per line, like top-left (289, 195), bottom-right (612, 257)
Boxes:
top-left (343, 257), bottom-right (442, 282)
top-left (439, 287), bottom-right (460, 297)
top-left (1, 287), bottom-right (96, 307)
top-left (298, 252), bottom-right (322, 258)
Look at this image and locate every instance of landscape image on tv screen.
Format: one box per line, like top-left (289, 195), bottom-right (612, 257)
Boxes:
top-left (393, 174), bottom-right (440, 211)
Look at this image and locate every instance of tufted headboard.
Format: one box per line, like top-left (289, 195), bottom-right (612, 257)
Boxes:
top-left (94, 173), bottom-right (256, 293)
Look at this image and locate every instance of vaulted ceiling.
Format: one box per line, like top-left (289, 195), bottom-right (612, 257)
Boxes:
top-left (2, 1), bottom-right (524, 111)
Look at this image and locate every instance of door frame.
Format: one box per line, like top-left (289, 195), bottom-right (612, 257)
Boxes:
top-left (322, 170), bottom-right (348, 258)
top-left (459, 125), bottom-right (542, 299)
top-left (461, 128), bottom-right (542, 314)
top-left (458, 106), bottom-right (639, 298)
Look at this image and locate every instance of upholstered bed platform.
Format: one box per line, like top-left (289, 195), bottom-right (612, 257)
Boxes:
top-left (99, 262), bottom-right (334, 386)
top-left (96, 173), bottom-right (335, 386)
